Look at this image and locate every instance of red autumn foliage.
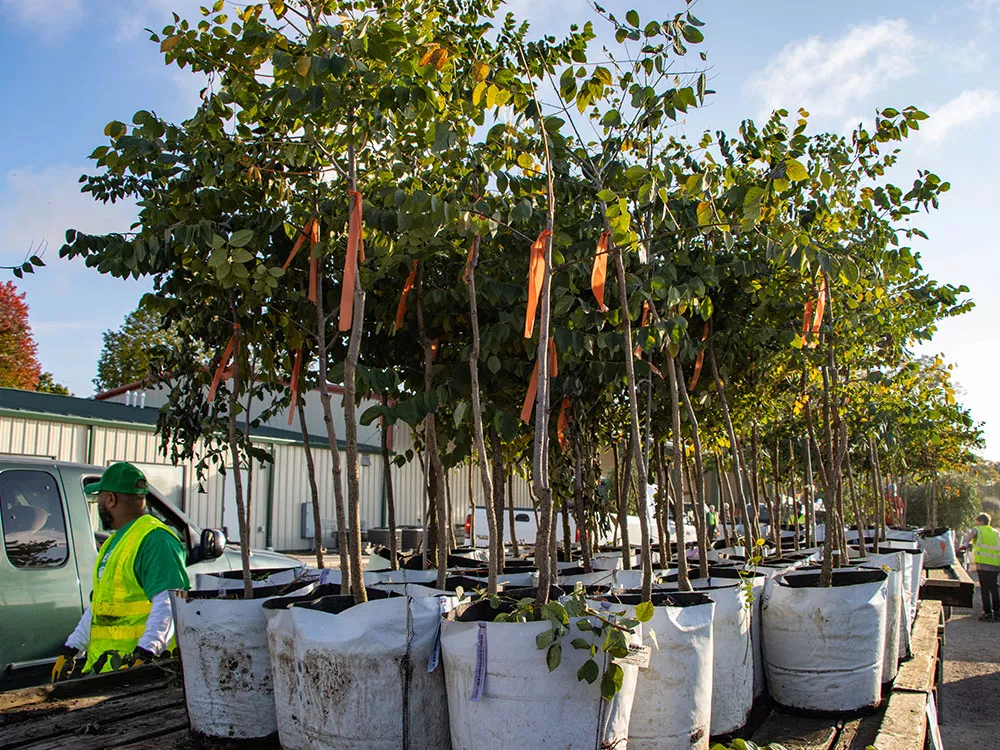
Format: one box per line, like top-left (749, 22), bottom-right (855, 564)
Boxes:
top-left (0, 282), bottom-right (42, 390)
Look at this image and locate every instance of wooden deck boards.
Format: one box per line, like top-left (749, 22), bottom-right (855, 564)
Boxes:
top-left (921, 561), bottom-right (975, 608)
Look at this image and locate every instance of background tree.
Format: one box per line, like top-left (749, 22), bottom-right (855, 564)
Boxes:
top-left (0, 281), bottom-right (42, 391)
top-left (36, 372), bottom-right (71, 395)
top-left (94, 304), bottom-right (187, 390)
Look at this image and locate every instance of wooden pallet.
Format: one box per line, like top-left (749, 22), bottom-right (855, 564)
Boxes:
top-left (921, 561), bottom-right (975, 608)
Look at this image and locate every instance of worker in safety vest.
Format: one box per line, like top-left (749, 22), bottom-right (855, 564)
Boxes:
top-left (960, 512), bottom-right (1000, 622)
top-left (706, 505), bottom-right (718, 541)
top-left (51, 462), bottom-right (190, 681)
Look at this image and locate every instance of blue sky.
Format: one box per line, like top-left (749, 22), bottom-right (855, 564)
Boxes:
top-left (2, 0), bottom-right (998, 457)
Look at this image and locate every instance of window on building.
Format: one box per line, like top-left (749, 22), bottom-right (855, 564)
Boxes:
top-left (0, 470), bottom-right (69, 568)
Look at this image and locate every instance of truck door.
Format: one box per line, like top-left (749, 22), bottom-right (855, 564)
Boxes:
top-left (0, 467), bottom-right (85, 672)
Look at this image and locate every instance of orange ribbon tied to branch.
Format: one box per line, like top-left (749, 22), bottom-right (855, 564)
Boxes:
top-left (803, 272), bottom-right (827, 348)
top-left (591, 231), bottom-right (610, 312)
top-left (287, 348), bottom-right (303, 425)
top-left (633, 301), bottom-right (652, 358)
top-left (281, 218), bottom-right (321, 302)
top-left (557, 397), bottom-right (572, 453)
top-left (395, 260), bottom-right (419, 331)
top-left (339, 190), bottom-right (365, 332)
top-left (519, 337), bottom-right (558, 423)
top-left (688, 321), bottom-right (710, 391)
top-left (463, 237), bottom-right (477, 284)
top-left (207, 324), bottom-right (240, 403)
top-left (811, 272), bottom-right (827, 334)
top-left (524, 229), bottom-right (551, 339)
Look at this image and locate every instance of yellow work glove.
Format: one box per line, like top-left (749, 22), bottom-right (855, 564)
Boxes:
top-left (51, 646), bottom-right (78, 683)
top-left (125, 646), bottom-right (157, 669)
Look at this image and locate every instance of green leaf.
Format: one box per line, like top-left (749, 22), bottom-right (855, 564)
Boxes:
top-left (577, 658), bottom-right (599, 684)
top-left (546, 643), bottom-right (562, 672)
top-left (472, 81), bottom-right (486, 106)
top-left (597, 189), bottom-right (617, 203)
top-left (231, 248), bottom-right (253, 263)
top-left (229, 229), bottom-right (254, 248)
top-left (696, 201), bottom-right (714, 227)
top-left (635, 600), bottom-right (654, 623)
top-left (104, 120), bottom-right (127, 139)
top-left (682, 24), bottom-right (704, 44)
top-left (207, 248), bottom-right (228, 267)
top-left (600, 662), bottom-right (624, 699)
top-left (570, 638), bottom-right (591, 650)
top-left (784, 158), bottom-right (808, 182)
top-left (453, 401), bottom-right (469, 428)
top-left (536, 628), bottom-right (555, 650)
top-left (487, 355), bottom-right (501, 374)
top-left (625, 10), bottom-right (640, 26)
top-left (625, 165), bottom-right (649, 181)
top-left (295, 55), bottom-right (311, 77)
top-left (644, 20), bottom-right (660, 37)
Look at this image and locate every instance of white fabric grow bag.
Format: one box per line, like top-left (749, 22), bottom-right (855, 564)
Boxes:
top-left (762, 568), bottom-right (888, 712)
top-left (859, 552), bottom-right (904, 683)
top-left (171, 580), bottom-right (312, 739)
top-left (919, 529), bottom-right (956, 568)
top-left (292, 595), bottom-right (451, 749)
top-left (440, 603), bottom-right (638, 749)
top-left (655, 580), bottom-right (756, 736)
top-left (599, 592), bottom-right (714, 750)
top-left (193, 566), bottom-right (306, 591)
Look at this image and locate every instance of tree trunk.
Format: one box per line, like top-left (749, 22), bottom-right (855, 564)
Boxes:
top-left (298, 396), bottom-right (325, 570)
top-left (618, 436), bottom-right (633, 570)
top-left (445, 470), bottom-right (456, 550)
top-left (717, 454), bottom-right (733, 549)
top-left (772, 440), bottom-right (783, 559)
top-left (655, 443), bottom-right (670, 567)
top-left (707, 344), bottom-right (755, 548)
top-left (224, 323), bottom-right (252, 599)
top-left (415, 269), bottom-right (449, 591)
top-left (666, 353), bottom-right (691, 591)
top-left (313, 267), bottom-right (350, 594)
top-left (573, 433), bottom-right (592, 572)
top-left (489, 428), bottom-right (507, 568)
top-left (676, 358), bottom-right (709, 578)
top-left (466, 464), bottom-right (475, 550)
top-left (507, 473), bottom-right (517, 559)
top-left (380, 394), bottom-right (398, 570)
top-left (465, 232), bottom-right (498, 592)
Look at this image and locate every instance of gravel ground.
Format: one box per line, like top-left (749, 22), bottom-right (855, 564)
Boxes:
top-left (938, 569), bottom-right (1000, 747)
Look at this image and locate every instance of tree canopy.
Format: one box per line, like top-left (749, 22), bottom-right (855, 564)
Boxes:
top-left (60, 0), bottom-right (983, 599)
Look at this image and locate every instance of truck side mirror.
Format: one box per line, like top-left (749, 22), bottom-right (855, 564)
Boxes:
top-left (200, 528), bottom-right (227, 560)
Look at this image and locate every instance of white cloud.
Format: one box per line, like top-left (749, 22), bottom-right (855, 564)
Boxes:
top-left (0, 164), bottom-right (137, 268)
top-left (918, 89), bottom-right (1000, 143)
top-left (745, 20), bottom-right (917, 119)
top-left (0, 0), bottom-right (82, 38)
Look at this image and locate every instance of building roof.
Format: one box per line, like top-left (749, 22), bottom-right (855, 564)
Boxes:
top-left (0, 387), bottom-right (380, 453)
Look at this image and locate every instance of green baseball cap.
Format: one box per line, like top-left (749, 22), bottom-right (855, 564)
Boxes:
top-left (84, 462), bottom-right (149, 499)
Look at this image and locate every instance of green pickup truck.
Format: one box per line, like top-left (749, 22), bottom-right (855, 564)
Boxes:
top-left (0, 456), bottom-right (301, 687)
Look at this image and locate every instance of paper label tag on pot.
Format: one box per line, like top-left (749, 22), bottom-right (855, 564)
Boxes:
top-left (469, 622), bottom-right (487, 702)
top-left (615, 644), bottom-right (651, 669)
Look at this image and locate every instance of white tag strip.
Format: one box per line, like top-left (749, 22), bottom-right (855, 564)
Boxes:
top-left (427, 598), bottom-right (447, 673)
top-left (469, 622), bottom-right (488, 702)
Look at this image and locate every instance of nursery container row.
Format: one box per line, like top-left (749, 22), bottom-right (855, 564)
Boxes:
top-left (168, 526), bottom-right (929, 748)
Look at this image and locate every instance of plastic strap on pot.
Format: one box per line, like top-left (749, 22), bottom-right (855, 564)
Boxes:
top-left (469, 622), bottom-right (488, 702)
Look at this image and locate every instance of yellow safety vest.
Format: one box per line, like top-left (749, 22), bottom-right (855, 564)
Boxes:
top-left (973, 525), bottom-right (1000, 568)
top-left (84, 515), bottom-right (179, 673)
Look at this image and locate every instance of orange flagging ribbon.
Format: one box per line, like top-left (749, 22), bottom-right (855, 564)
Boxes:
top-left (688, 321), bottom-right (710, 391)
top-left (282, 218), bottom-right (317, 271)
top-left (287, 349), bottom-right (303, 425)
top-left (395, 260), bottom-right (419, 331)
top-left (339, 190), bottom-right (365, 332)
top-left (524, 230), bottom-right (551, 339)
top-left (592, 231), bottom-right (610, 312)
top-left (633, 301), bottom-right (651, 358)
top-left (207, 324), bottom-right (240, 403)
top-left (803, 273), bottom-right (827, 348)
top-left (519, 338), bottom-right (557, 423)
top-left (463, 238), bottom-right (476, 284)
top-left (557, 397), bottom-right (571, 453)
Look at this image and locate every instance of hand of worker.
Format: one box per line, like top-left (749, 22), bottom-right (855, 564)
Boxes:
top-left (51, 646), bottom-right (78, 683)
top-left (126, 646), bottom-right (157, 669)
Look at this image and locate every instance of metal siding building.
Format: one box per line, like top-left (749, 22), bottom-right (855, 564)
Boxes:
top-left (0, 388), bottom-right (536, 552)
